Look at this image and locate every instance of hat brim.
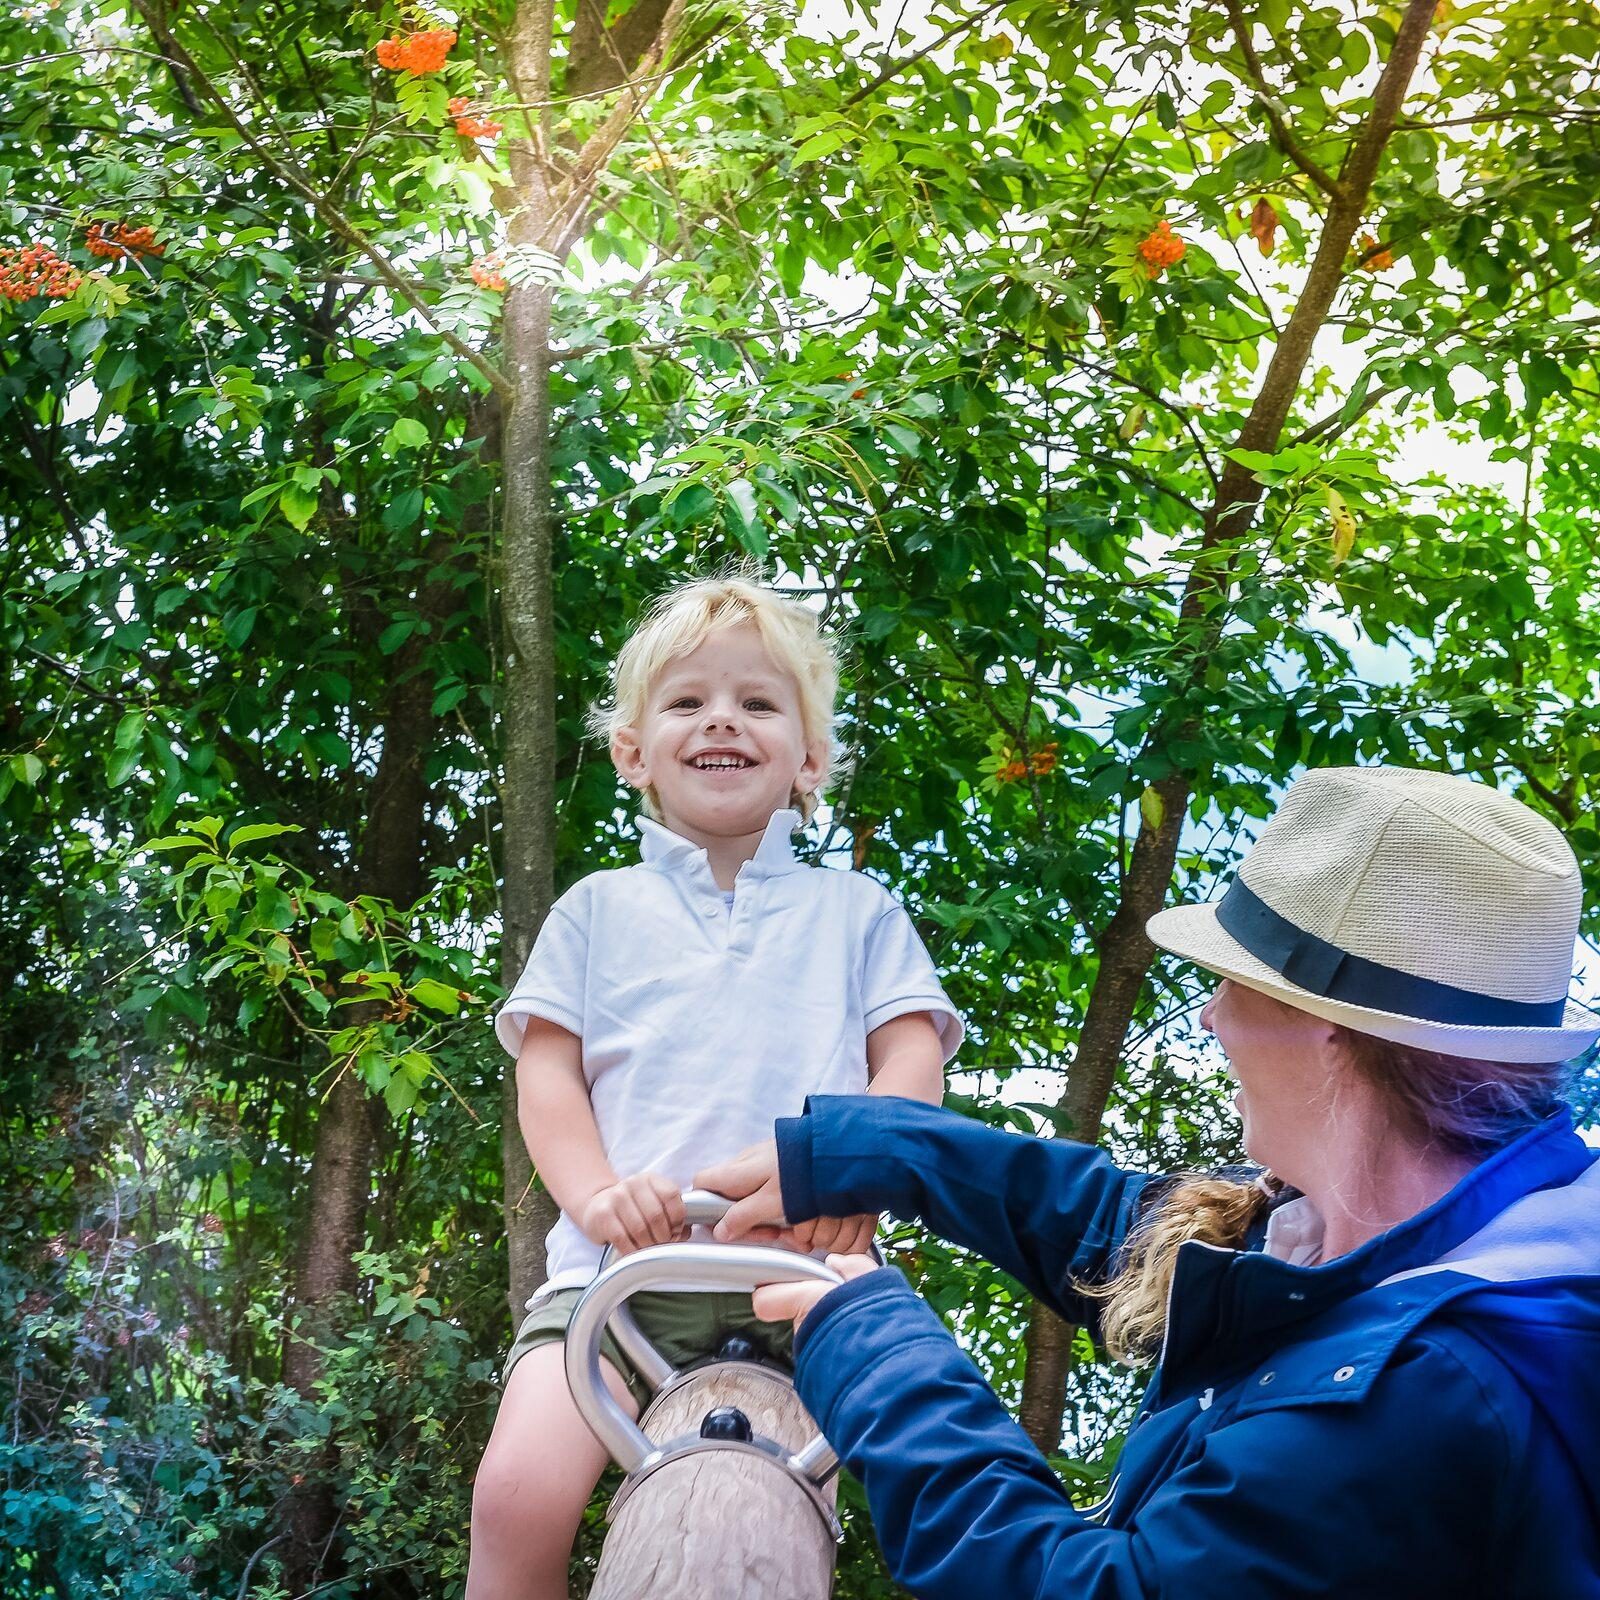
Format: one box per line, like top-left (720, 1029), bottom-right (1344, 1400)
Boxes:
top-left (1147, 902), bottom-right (1600, 1065)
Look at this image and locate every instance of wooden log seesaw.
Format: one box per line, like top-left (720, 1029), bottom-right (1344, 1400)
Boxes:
top-left (564, 1191), bottom-right (848, 1600)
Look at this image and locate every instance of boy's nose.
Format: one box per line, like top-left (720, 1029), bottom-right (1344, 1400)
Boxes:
top-left (703, 705), bottom-right (741, 731)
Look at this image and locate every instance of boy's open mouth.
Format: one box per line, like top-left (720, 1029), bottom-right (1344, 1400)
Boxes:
top-left (688, 753), bottom-right (755, 770)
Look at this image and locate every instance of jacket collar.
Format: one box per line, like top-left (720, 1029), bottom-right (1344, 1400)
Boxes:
top-left (636, 809), bottom-right (804, 880)
top-left (1161, 1106), bottom-right (1595, 1381)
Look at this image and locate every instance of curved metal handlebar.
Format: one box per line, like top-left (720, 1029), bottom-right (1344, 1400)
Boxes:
top-left (598, 1189), bottom-right (881, 1390)
top-left (565, 1236), bottom-right (844, 1484)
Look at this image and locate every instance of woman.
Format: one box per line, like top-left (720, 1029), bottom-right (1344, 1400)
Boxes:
top-left (699, 765), bottom-right (1600, 1598)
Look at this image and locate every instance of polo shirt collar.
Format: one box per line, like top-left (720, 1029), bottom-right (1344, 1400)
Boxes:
top-left (635, 809), bottom-right (804, 878)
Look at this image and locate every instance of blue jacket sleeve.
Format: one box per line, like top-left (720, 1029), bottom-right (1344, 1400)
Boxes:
top-left (795, 1273), bottom-right (1513, 1600)
top-left (777, 1094), bottom-right (1153, 1322)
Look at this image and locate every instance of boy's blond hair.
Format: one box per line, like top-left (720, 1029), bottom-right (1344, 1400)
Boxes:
top-left (590, 575), bottom-right (839, 823)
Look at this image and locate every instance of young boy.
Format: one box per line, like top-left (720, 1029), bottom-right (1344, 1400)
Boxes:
top-left (467, 576), bottom-right (963, 1600)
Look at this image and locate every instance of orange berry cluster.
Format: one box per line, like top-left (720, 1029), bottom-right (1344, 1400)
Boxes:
top-left (995, 742), bottom-right (1059, 784)
top-left (0, 242), bottom-right (81, 302)
top-left (470, 252), bottom-right (507, 291)
top-left (375, 27), bottom-right (456, 75)
top-left (448, 96), bottom-right (502, 138)
top-left (1355, 231), bottom-right (1393, 272)
top-left (1137, 219), bottom-right (1186, 278)
top-left (85, 221), bottom-right (165, 261)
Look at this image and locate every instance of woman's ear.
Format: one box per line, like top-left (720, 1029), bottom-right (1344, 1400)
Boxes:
top-left (611, 728), bottom-right (649, 791)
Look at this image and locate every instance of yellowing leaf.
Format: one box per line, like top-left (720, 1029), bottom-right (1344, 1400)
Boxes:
top-left (1118, 403), bottom-right (1146, 441)
top-left (1139, 785), bottom-right (1165, 832)
top-left (1325, 484), bottom-right (1357, 565)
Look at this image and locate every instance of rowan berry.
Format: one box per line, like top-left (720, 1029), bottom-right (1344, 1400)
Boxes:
top-left (470, 252), bottom-right (508, 291)
top-left (1136, 219), bottom-right (1186, 278)
top-left (84, 222), bottom-right (165, 262)
top-left (1355, 231), bottom-right (1392, 271)
top-left (0, 242), bottom-right (81, 301)
top-left (375, 27), bottom-right (456, 75)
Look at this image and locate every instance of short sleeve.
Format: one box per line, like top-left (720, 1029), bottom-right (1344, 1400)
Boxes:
top-left (861, 898), bottom-right (964, 1062)
top-left (492, 887), bottom-right (589, 1056)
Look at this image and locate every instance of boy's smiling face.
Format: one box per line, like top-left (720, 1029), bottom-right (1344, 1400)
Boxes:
top-left (612, 623), bottom-right (825, 842)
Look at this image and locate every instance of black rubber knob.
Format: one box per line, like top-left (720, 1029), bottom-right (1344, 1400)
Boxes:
top-left (700, 1406), bottom-right (753, 1443)
top-left (716, 1334), bottom-right (758, 1365)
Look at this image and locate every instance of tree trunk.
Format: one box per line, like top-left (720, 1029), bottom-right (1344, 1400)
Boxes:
top-left (1016, 0), bottom-right (1443, 1452)
top-left (496, 0), bottom-right (683, 1321)
top-left (279, 608), bottom-right (442, 1582)
top-left (592, 1364), bottom-right (837, 1600)
top-left (498, 0), bottom-right (563, 1323)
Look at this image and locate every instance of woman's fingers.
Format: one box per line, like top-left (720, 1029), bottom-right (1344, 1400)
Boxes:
top-left (752, 1252), bottom-right (882, 1330)
top-left (825, 1252), bottom-right (880, 1283)
top-left (752, 1280), bottom-right (832, 1327)
top-left (696, 1140), bottom-right (779, 1201)
top-left (712, 1178), bottom-right (786, 1241)
top-left (835, 1214), bottom-right (879, 1257)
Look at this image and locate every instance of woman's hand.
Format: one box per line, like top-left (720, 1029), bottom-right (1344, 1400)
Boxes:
top-left (698, 1144), bottom-right (877, 1255)
top-left (697, 1141), bottom-right (787, 1241)
top-left (753, 1252), bottom-right (880, 1331)
top-left (790, 1211), bottom-right (879, 1257)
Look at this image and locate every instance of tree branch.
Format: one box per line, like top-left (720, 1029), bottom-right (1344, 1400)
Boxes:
top-left (1221, 0), bottom-right (1342, 200)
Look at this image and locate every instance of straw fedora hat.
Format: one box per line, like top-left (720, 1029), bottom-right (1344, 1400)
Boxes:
top-left (1146, 765), bottom-right (1600, 1063)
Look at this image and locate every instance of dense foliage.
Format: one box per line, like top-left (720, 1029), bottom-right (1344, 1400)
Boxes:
top-left (5, 0), bottom-right (1600, 1593)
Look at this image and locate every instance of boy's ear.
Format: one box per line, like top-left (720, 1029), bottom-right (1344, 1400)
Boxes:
top-left (611, 728), bottom-right (650, 790)
top-left (795, 739), bottom-right (827, 798)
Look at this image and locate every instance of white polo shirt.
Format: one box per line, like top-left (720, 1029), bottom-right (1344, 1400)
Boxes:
top-left (494, 809), bottom-right (964, 1301)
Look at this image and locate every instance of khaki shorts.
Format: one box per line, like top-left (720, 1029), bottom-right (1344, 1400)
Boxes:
top-left (503, 1286), bottom-right (794, 1410)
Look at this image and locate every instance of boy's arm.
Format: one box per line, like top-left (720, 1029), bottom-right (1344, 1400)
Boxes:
top-left (864, 1011), bottom-right (945, 1104)
top-left (793, 1011), bottom-right (946, 1255)
top-left (517, 1018), bottom-right (685, 1252)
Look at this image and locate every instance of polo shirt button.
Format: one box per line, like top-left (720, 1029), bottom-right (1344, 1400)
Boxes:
top-left (702, 905), bottom-right (719, 917)
top-left (1258, 1371), bottom-right (1275, 1386)
top-left (1333, 1365), bottom-right (1355, 1383)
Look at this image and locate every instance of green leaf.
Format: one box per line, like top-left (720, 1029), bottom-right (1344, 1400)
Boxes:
top-left (10, 753), bottom-right (44, 787)
top-left (106, 743), bottom-right (142, 788)
top-left (723, 478), bottom-right (766, 556)
top-left (883, 423), bottom-right (920, 458)
top-left (410, 977), bottom-right (465, 1014)
top-left (382, 488), bottom-right (424, 531)
top-left (279, 482), bottom-right (319, 531)
top-left (223, 608), bottom-right (259, 648)
top-left (379, 619), bottom-right (417, 654)
top-left (385, 417), bottom-right (430, 451)
top-left (229, 822), bottom-right (302, 847)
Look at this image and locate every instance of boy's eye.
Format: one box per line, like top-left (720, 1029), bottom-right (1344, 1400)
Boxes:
top-left (744, 698), bottom-right (777, 712)
top-left (664, 696), bottom-right (700, 710)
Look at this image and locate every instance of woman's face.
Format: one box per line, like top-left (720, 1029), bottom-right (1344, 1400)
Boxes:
top-left (1199, 978), bottom-right (1342, 1176)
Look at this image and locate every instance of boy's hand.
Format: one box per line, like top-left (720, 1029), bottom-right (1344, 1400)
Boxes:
top-left (581, 1173), bottom-right (688, 1255)
top-left (752, 1253), bottom-right (880, 1330)
top-left (791, 1212), bottom-right (879, 1257)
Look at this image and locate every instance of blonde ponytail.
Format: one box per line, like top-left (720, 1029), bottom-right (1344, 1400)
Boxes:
top-left (1084, 1174), bottom-right (1274, 1365)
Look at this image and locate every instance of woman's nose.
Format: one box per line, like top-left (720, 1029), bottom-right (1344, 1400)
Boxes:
top-left (1199, 989), bottom-right (1219, 1034)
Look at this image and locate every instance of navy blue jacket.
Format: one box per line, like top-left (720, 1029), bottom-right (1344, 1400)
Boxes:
top-left (779, 1095), bottom-right (1600, 1599)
